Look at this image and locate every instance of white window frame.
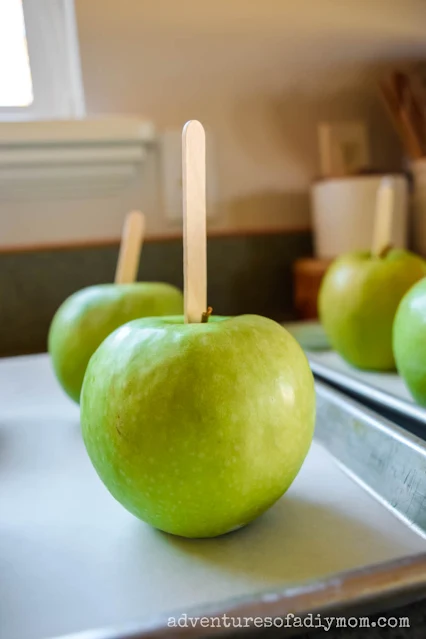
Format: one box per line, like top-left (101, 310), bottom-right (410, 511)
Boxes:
top-left (0, 0), bottom-right (85, 121)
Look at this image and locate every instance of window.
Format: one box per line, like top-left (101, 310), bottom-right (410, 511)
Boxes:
top-left (0, 0), bottom-right (85, 120)
top-left (0, 0), bottom-right (33, 108)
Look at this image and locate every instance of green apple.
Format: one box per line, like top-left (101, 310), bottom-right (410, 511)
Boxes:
top-left (80, 314), bottom-right (315, 538)
top-left (393, 278), bottom-right (426, 406)
top-left (318, 249), bottom-right (426, 371)
top-left (48, 283), bottom-right (183, 403)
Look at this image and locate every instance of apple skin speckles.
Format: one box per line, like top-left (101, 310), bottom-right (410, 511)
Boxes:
top-left (319, 249), bottom-right (426, 371)
top-left (49, 282), bottom-right (183, 403)
top-left (81, 314), bottom-right (315, 538)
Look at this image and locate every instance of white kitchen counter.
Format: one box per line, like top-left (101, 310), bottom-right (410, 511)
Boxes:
top-left (1, 354), bottom-right (425, 639)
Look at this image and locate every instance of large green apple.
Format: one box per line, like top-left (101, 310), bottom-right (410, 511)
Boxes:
top-left (393, 278), bottom-right (426, 406)
top-left (80, 314), bottom-right (315, 538)
top-left (48, 283), bottom-right (183, 403)
top-left (319, 249), bottom-right (426, 371)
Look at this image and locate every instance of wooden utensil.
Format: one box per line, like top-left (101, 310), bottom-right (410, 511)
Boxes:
top-left (182, 120), bottom-right (209, 324)
top-left (372, 179), bottom-right (394, 257)
top-left (379, 70), bottom-right (426, 160)
top-left (114, 210), bottom-right (146, 284)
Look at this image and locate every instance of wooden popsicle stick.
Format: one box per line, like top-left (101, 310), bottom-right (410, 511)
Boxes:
top-left (371, 179), bottom-right (394, 258)
top-left (182, 120), bottom-right (208, 323)
top-left (114, 210), bottom-right (145, 284)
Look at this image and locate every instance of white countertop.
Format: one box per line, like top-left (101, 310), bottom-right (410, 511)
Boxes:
top-left (1, 354), bottom-right (425, 639)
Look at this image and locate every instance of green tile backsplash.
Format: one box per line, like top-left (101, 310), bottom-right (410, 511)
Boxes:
top-left (0, 231), bottom-right (312, 356)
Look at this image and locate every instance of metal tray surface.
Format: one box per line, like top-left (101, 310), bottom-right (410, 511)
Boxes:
top-left (308, 350), bottom-right (426, 427)
top-left (1, 354), bottom-right (426, 639)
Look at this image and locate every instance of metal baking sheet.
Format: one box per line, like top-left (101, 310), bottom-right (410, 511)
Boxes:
top-left (308, 350), bottom-right (426, 427)
top-left (1, 354), bottom-right (426, 639)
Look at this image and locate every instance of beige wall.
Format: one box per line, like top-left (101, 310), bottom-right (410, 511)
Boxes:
top-left (75, 0), bottom-right (426, 234)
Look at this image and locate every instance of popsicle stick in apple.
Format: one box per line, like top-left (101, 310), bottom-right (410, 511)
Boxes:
top-left (114, 210), bottom-right (146, 284)
top-left (319, 178), bottom-right (426, 370)
top-left (371, 179), bottom-right (394, 258)
top-left (48, 210), bottom-right (183, 403)
top-left (80, 120), bottom-right (316, 539)
top-left (182, 119), bottom-right (209, 323)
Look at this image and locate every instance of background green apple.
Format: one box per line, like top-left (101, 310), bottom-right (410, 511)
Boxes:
top-left (393, 277), bottom-right (426, 406)
top-left (319, 249), bottom-right (426, 371)
top-left (48, 283), bottom-right (183, 403)
top-left (81, 314), bottom-right (315, 538)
